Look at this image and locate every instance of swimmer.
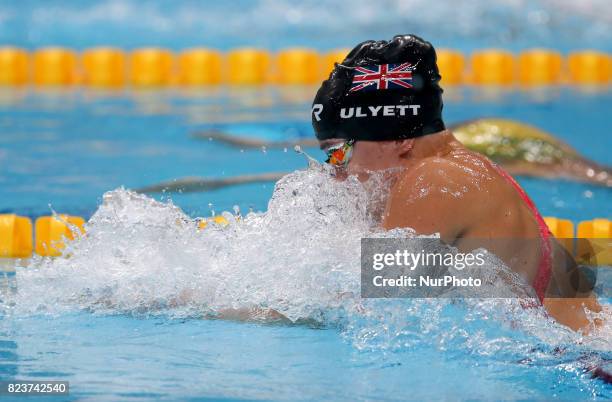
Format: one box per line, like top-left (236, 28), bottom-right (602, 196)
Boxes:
top-left (312, 34), bottom-right (602, 333)
top-left (450, 118), bottom-right (611, 187)
top-left (191, 120), bottom-right (611, 188)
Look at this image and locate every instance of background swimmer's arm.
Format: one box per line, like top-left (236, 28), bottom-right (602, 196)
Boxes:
top-left (382, 157), bottom-right (478, 242)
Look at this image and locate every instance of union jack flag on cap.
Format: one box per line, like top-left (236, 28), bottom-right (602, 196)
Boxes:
top-left (349, 63), bottom-right (415, 93)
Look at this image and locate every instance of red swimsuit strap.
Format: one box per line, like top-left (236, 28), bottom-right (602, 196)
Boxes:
top-left (491, 164), bottom-right (553, 303)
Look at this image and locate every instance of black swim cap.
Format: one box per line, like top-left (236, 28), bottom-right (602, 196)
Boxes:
top-left (312, 34), bottom-right (445, 141)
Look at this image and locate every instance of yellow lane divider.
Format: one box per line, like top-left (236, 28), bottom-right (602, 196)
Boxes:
top-left (178, 48), bottom-right (222, 85)
top-left (576, 218), bottom-right (612, 266)
top-left (436, 49), bottom-right (465, 85)
top-left (544, 217), bottom-right (612, 266)
top-left (33, 47), bottom-right (78, 86)
top-left (0, 47), bottom-right (28, 85)
top-left (276, 48), bottom-right (321, 84)
top-left (0, 214), bottom-right (33, 258)
top-left (1, 214), bottom-right (610, 265)
top-left (568, 51), bottom-right (611, 85)
top-left (226, 48), bottom-right (272, 85)
top-left (35, 215), bottom-right (85, 257)
top-left (0, 47), bottom-right (609, 87)
top-left (82, 47), bottom-right (126, 87)
top-left (543, 217), bottom-right (574, 253)
top-left (129, 48), bottom-right (174, 87)
top-left (519, 49), bottom-right (563, 85)
top-left (197, 215), bottom-right (230, 229)
top-left (470, 49), bottom-right (515, 85)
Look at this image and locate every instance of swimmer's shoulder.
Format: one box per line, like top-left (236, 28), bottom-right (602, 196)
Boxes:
top-left (446, 146), bottom-right (524, 197)
top-left (442, 148), bottom-right (542, 234)
top-left (398, 151), bottom-right (493, 196)
top-left (386, 147), bottom-right (518, 235)
top-left (385, 155), bottom-right (490, 237)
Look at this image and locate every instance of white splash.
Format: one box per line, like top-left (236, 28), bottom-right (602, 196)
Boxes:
top-left (2, 167), bottom-right (610, 358)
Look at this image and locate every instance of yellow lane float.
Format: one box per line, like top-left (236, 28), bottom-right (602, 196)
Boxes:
top-left (437, 49), bottom-right (465, 85)
top-left (276, 48), bottom-right (320, 84)
top-left (178, 48), bottom-right (222, 85)
top-left (576, 218), bottom-right (611, 266)
top-left (198, 215), bottom-right (230, 229)
top-left (35, 215), bottom-right (85, 257)
top-left (227, 48), bottom-right (271, 85)
top-left (470, 49), bottom-right (515, 85)
top-left (519, 49), bottom-right (562, 85)
top-left (33, 47), bottom-right (78, 86)
top-left (568, 50), bottom-right (611, 84)
top-left (0, 214), bottom-right (33, 258)
top-left (130, 48), bottom-right (174, 87)
top-left (0, 47), bottom-right (607, 87)
top-left (0, 213), bottom-right (607, 266)
top-left (0, 47), bottom-right (28, 86)
top-left (82, 47), bottom-right (126, 87)
top-left (543, 217), bottom-right (574, 253)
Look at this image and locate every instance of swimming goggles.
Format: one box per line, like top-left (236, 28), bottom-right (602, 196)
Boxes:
top-left (324, 139), bottom-right (355, 167)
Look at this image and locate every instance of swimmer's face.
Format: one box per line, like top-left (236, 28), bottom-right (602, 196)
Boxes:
top-left (320, 139), bottom-right (414, 181)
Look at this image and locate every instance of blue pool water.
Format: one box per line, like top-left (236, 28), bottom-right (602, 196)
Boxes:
top-left (0, 86), bottom-right (610, 401)
top-left (1, 87), bottom-right (610, 220)
top-left (1, 0), bottom-right (611, 52)
top-left (1, 1), bottom-right (611, 400)
top-left (1, 311), bottom-right (608, 402)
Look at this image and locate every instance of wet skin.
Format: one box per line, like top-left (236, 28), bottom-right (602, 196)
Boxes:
top-left (320, 130), bottom-right (602, 333)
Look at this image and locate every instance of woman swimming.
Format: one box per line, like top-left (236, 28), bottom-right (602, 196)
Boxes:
top-left (312, 34), bottom-right (602, 332)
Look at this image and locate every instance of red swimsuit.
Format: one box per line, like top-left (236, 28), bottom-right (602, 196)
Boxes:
top-left (491, 164), bottom-right (553, 303)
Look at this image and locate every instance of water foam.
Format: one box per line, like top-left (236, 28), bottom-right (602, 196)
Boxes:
top-left (2, 166), bottom-right (610, 360)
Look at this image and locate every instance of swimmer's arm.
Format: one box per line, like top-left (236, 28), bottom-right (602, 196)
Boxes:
top-left (217, 307), bottom-right (291, 323)
top-left (543, 241), bottom-right (603, 333)
top-left (543, 297), bottom-right (602, 334)
top-left (382, 158), bottom-right (476, 241)
top-left (173, 289), bottom-right (291, 323)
